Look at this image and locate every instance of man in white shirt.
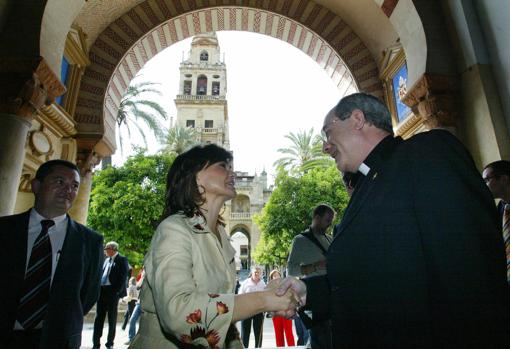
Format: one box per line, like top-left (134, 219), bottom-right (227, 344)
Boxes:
top-left (238, 266), bottom-right (266, 348)
top-left (0, 159), bottom-right (103, 349)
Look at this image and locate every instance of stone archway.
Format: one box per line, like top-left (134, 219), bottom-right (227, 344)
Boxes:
top-left (74, 3), bottom-right (384, 155)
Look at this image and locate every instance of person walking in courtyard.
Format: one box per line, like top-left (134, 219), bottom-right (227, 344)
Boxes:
top-left (92, 241), bottom-right (129, 349)
top-left (239, 266), bottom-right (266, 348)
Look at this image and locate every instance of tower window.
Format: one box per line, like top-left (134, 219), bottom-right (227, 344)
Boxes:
top-left (200, 51), bottom-right (209, 61)
top-left (183, 80), bottom-right (192, 95)
top-left (197, 75), bottom-right (207, 95)
top-left (205, 120), bottom-right (213, 128)
top-left (212, 82), bottom-right (220, 96)
top-left (186, 120), bottom-right (195, 128)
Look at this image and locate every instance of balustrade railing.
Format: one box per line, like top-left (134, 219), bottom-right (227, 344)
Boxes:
top-left (230, 212), bottom-right (251, 220)
top-left (176, 94), bottom-right (224, 101)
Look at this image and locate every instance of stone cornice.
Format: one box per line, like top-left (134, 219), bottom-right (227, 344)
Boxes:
top-left (38, 104), bottom-right (77, 137)
top-left (402, 73), bottom-right (459, 129)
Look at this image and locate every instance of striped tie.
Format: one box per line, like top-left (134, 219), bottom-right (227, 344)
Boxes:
top-left (17, 219), bottom-right (55, 329)
top-left (503, 204), bottom-right (510, 283)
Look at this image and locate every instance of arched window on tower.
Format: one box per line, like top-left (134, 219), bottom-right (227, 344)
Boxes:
top-left (197, 75), bottom-right (207, 95)
top-left (200, 51), bottom-right (209, 61)
top-left (212, 82), bottom-right (220, 96)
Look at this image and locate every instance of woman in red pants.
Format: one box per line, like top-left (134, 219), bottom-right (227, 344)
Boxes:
top-left (269, 270), bottom-right (295, 347)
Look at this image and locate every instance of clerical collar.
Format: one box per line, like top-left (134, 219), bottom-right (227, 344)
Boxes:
top-left (358, 135), bottom-right (398, 176)
top-left (358, 163), bottom-right (370, 176)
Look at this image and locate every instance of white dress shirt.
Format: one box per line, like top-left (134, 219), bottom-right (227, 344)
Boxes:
top-left (27, 209), bottom-right (68, 282)
top-left (101, 252), bottom-right (119, 286)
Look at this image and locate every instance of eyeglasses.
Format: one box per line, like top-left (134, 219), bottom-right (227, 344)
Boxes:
top-left (483, 175), bottom-right (498, 183)
top-left (104, 247), bottom-right (114, 251)
top-left (321, 112), bottom-right (353, 143)
top-left (321, 118), bottom-right (339, 143)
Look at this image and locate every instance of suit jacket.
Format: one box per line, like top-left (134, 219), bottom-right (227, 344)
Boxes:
top-left (304, 130), bottom-right (510, 348)
top-left (105, 253), bottom-right (129, 298)
top-left (130, 213), bottom-right (242, 349)
top-left (0, 210), bottom-right (103, 349)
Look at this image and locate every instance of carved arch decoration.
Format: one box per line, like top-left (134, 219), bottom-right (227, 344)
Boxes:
top-left (75, 2), bottom-right (383, 154)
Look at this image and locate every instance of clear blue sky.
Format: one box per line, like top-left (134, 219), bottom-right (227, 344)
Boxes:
top-left (113, 31), bottom-right (343, 183)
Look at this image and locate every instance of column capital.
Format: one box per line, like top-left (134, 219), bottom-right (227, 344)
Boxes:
top-left (76, 148), bottom-right (101, 177)
top-left (402, 74), bottom-right (459, 129)
top-left (0, 57), bottom-right (66, 120)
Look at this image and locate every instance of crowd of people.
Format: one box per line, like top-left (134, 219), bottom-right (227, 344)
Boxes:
top-left (1, 92), bottom-right (510, 348)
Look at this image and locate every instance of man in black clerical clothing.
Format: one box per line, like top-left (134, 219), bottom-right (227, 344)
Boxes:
top-left (0, 159), bottom-right (103, 349)
top-left (276, 92), bottom-right (510, 348)
top-left (92, 241), bottom-right (129, 349)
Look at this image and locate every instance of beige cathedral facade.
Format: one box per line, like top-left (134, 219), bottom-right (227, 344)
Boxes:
top-left (173, 32), bottom-right (271, 267)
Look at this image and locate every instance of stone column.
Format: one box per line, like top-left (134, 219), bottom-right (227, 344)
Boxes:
top-left (68, 150), bottom-right (100, 224)
top-left (402, 74), bottom-right (459, 130)
top-left (0, 57), bottom-right (65, 215)
top-left (0, 114), bottom-right (31, 215)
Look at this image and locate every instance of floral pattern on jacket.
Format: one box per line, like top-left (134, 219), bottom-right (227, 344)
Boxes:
top-left (132, 213), bottom-right (241, 349)
top-left (180, 295), bottom-right (231, 348)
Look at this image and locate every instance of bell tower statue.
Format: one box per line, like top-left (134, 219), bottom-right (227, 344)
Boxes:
top-left (174, 32), bottom-right (230, 149)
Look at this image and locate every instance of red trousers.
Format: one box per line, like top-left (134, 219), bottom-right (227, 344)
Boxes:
top-left (272, 316), bottom-right (295, 347)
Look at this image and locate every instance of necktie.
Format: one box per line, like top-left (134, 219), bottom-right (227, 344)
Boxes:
top-left (101, 257), bottom-right (112, 285)
top-left (17, 219), bottom-right (55, 329)
top-left (503, 204), bottom-right (510, 283)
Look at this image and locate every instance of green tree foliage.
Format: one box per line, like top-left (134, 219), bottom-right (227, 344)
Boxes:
top-left (88, 150), bottom-right (175, 266)
top-left (273, 128), bottom-right (332, 174)
top-left (162, 125), bottom-right (200, 155)
top-left (252, 165), bottom-right (349, 266)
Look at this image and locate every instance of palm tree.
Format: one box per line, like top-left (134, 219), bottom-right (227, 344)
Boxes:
top-left (102, 81), bottom-right (168, 169)
top-left (162, 125), bottom-right (199, 155)
top-left (273, 128), bottom-right (332, 174)
top-left (116, 81), bottom-right (168, 152)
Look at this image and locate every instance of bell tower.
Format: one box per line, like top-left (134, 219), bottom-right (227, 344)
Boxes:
top-left (174, 32), bottom-right (230, 149)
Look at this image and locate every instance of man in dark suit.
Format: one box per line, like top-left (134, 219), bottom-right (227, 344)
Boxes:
top-left (483, 160), bottom-right (510, 220)
top-left (0, 159), bottom-right (103, 349)
top-left (483, 160), bottom-right (510, 283)
top-left (277, 93), bottom-right (510, 347)
top-left (92, 241), bottom-right (129, 349)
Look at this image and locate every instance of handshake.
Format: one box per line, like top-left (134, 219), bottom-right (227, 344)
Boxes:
top-left (263, 277), bottom-right (307, 319)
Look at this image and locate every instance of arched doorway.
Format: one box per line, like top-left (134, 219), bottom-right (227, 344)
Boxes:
top-left (230, 225), bottom-right (251, 273)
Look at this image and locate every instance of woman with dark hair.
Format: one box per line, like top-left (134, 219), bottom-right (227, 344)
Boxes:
top-left (129, 144), bottom-right (298, 349)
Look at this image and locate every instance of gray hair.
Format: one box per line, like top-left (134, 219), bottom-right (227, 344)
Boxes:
top-left (333, 93), bottom-right (394, 135)
top-left (105, 241), bottom-right (119, 251)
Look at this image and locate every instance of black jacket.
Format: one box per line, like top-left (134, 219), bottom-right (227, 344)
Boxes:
top-left (304, 130), bottom-right (510, 348)
top-left (0, 210), bottom-right (103, 349)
